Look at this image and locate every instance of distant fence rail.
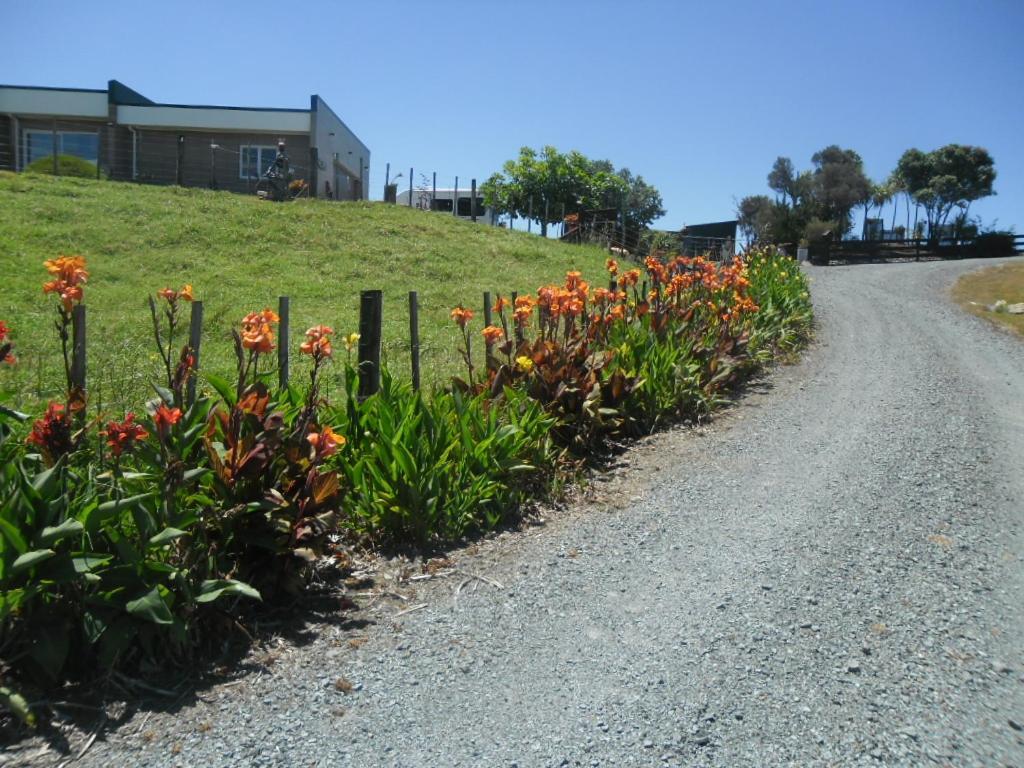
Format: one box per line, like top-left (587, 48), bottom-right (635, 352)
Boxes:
top-left (809, 234), bottom-right (1023, 265)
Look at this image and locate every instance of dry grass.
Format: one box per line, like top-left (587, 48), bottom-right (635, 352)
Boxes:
top-left (951, 261), bottom-right (1024, 338)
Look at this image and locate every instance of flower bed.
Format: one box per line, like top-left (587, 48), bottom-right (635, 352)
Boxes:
top-left (0, 246), bottom-right (811, 725)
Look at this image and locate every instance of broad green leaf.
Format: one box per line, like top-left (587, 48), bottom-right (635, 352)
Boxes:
top-left (12, 549), bottom-right (55, 573)
top-left (195, 579), bottom-right (261, 603)
top-left (125, 587), bottom-right (174, 625)
top-left (149, 527), bottom-right (187, 546)
top-left (37, 519), bottom-right (84, 546)
top-left (205, 373), bottom-right (237, 406)
top-left (0, 517), bottom-right (28, 554)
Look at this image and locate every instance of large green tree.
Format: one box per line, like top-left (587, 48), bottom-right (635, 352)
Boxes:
top-left (810, 145), bottom-right (872, 237)
top-left (895, 144), bottom-right (996, 238)
top-left (482, 146), bottom-right (662, 238)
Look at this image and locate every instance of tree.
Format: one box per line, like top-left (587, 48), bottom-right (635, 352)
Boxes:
top-left (811, 145), bottom-right (871, 237)
top-left (482, 147), bottom-right (663, 241)
top-left (737, 195), bottom-right (774, 245)
top-left (895, 144), bottom-right (996, 239)
top-left (767, 157), bottom-right (798, 206)
top-left (610, 167), bottom-right (665, 249)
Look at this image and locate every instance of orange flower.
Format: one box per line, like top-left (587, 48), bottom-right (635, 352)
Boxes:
top-left (101, 412), bottom-right (149, 458)
top-left (619, 269), bottom-right (640, 288)
top-left (153, 404), bottom-right (182, 434)
top-left (307, 425), bottom-right (345, 458)
top-left (450, 306), bottom-right (474, 328)
top-left (43, 279), bottom-right (84, 312)
top-left (241, 309), bottom-right (279, 353)
top-left (493, 295), bottom-right (510, 313)
top-left (481, 325), bottom-right (504, 344)
top-left (43, 256), bottom-right (88, 286)
top-left (565, 271), bottom-right (583, 290)
top-left (300, 324), bottom-right (334, 359)
top-left (606, 258), bottom-right (619, 276)
top-left (157, 284), bottom-right (194, 304)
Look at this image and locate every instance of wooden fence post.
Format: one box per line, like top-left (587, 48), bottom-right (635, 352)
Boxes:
top-left (187, 300), bottom-right (203, 405)
top-left (71, 304), bottom-right (86, 393)
top-left (357, 290), bottom-right (383, 399)
top-left (511, 291), bottom-right (522, 345)
top-left (408, 167), bottom-right (413, 207)
top-left (278, 296), bottom-right (290, 389)
top-left (483, 291), bottom-right (494, 371)
top-left (408, 291), bottom-right (421, 391)
top-left (471, 178), bottom-right (477, 222)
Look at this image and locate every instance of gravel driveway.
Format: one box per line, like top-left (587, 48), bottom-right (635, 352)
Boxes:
top-left (34, 259), bottom-right (1024, 767)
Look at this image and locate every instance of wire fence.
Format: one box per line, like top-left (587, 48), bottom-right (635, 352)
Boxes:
top-left (0, 120), bottom-right (333, 199)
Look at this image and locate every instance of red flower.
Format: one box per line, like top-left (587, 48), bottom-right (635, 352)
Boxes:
top-left (26, 402), bottom-right (74, 463)
top-left (101, 413), bottom-right (149, 457)
top-left (153, 404), bottom-right (182, 434)
top-left (0, 321), bottom-right (15, 365)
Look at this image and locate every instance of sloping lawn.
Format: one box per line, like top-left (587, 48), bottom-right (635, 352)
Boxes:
top-left (0, 173), bottom-right (611, 410)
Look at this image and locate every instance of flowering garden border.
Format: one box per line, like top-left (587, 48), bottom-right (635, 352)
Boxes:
top-left (0, 247), bottom-right (812, 726)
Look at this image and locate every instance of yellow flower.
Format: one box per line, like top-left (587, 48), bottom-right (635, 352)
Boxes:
top-left (515, 355), bottom-right (534, 373)
top-left (344, 332), bottom-right (361, 353)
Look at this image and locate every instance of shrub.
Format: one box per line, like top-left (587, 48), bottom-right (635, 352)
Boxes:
top-left (25, 154), bottom-right (104, 179)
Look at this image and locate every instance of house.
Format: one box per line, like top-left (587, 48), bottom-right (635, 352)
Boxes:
top-left (0, 80), bottom-right (369, 200)
top-left (394, 187), bottom-right (494, 223)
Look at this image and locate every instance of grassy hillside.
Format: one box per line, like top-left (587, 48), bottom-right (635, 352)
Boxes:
top-left (0, 173), bottom-right (611, 410)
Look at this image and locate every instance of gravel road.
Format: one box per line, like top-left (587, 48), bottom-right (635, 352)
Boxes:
top-left (32, 259), bottom-right (1024, 766)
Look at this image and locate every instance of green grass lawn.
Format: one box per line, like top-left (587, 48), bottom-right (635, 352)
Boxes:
top-left (0, 172), bottom-right (611, 412)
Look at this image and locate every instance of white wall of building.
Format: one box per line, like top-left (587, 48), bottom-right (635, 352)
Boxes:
top-left (311, 96), bottom-right (369, 200)
top-left (0, 87), bottom-right (107, 118)
top-left (117, 105), bottom-right (310, 134)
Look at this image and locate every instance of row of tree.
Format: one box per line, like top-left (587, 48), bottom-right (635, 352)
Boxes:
top-left (738, 144), bottom-right (997, 246)
top-left (480, 146), bottom-right (665, 247)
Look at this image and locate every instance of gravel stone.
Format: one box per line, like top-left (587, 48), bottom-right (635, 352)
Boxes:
top-left (28, 259), bottom-right (1023, 767)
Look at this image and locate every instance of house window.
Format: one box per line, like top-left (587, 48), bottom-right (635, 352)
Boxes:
top-left (23, 130), bottom-right (99, 168)
top-left (456, 197), bottom-right (485, 217)
top-left (240, 145), bottom-right (279, 180)
top-left (430, 198), bottom-right (454, 213)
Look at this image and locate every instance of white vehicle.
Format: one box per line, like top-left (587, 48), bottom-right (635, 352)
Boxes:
top-left (395, 187), bottom-right (497, 224)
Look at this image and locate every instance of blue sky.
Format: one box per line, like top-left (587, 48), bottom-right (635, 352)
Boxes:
top-left (4, 0), bottom-right (1022, 233)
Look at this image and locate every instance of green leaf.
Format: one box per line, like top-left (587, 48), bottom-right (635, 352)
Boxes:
top-left (0, 686), bottom-right (35, 727)
top-left (125, 586), bottom-right (174, 625)
top-left (182, 467), bottom-right (208, 482)
top-left (205, 373), bottom-right (237, 406)
top-left (37, 519), bottom-right (84, 546)
top-left (153, 385), bottom-right (174, 406)
top-left (149, 527), bottom-right (187, 546)
top-left (0, 405), bottom-right (29, 422)
top-left (195, 579), bottom-right (261, 603)
top-left (85, 492), bottom-right (157, 533)
top-left (0, 517), bottom-right (28, 554)
top-left (12, 549), bottom-right (55, 573)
